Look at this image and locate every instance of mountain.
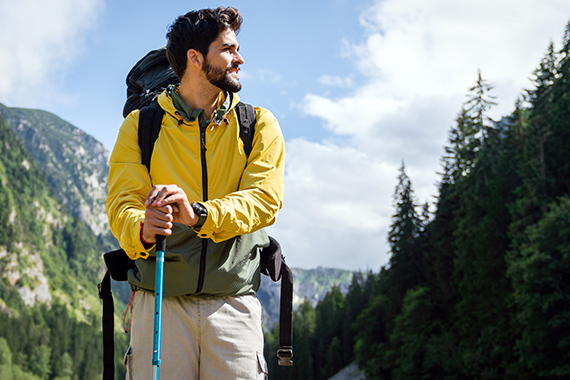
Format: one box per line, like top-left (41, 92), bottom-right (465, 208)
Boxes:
top-left (0, 109), bottom-right (112, 379)
top-left (0, 103), bottom-right (110, 237)
top-left (258, 267), bottom-right (354, 327)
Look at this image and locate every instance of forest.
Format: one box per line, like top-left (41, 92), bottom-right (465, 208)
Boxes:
top-left (264, 21), bottom-right (570, 380)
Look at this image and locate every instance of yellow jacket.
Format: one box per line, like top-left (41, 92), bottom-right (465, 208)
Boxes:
top-left (106, 88), bottom-right (285, 296)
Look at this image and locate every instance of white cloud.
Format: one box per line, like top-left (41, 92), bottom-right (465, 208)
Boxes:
top-left (267, 138), bottom-right (395, 271)
top-left (269, 0), bottom-right (570, 270)
top-left (0, 0), bottom-right (104, 106)
top-left (318, 74), bottom-right (354, 88)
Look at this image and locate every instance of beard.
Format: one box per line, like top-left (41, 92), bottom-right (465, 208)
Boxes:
top-left (202, 58), bottom-right (242, 93)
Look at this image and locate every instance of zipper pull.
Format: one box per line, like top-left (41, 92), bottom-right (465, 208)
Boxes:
top-left (175, 111), bottom-right (184, 126)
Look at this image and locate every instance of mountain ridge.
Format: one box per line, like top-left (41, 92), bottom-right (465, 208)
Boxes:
top-left (0, 103), bottom-right (110, 237)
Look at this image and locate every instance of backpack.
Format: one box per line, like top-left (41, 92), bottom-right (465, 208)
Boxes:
top-left (98, 48), bottom-right (293, 380)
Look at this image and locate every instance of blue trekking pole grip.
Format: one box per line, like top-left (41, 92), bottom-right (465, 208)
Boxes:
top-left (152, 235), bottom-right (166, 380)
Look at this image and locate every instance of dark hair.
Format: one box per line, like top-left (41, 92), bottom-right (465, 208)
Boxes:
top-left (166, 7), bottom-right (243, 79)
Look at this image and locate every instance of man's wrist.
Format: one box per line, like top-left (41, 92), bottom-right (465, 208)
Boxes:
top-left (190, 202), bottom-right (208, 230)
top-left (140, 222), bottom-right (155, 249)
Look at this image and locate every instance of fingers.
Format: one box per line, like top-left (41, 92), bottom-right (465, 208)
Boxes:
top-left (144, 185), bottom-right (184, 207)
top-left (144, 185), bottom-right (170, 207)
top-left (143, 205), bottom-right (174, 240)
top-left (144, 184), bottom-right (193, 228)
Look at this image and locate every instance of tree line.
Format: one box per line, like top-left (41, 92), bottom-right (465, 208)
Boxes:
top-left (265, 21), bottom-right (570, 380)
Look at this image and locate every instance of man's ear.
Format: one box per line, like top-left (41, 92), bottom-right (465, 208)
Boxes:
top-left (187, 49), bottom-right (203, 68)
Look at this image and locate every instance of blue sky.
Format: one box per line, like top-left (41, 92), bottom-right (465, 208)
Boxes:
top-left (1, 0), bottom-right (570, 271)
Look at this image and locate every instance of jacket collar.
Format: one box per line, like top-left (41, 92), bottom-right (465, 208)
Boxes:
top-left (166, 85), bottom-right (233, 126)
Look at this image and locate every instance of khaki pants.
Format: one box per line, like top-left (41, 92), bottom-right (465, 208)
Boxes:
top-left (124, 291), bottom-right (268, 380)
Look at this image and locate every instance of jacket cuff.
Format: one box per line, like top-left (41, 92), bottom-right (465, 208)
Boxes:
top-left (125, 219), bottom-right (153, 259)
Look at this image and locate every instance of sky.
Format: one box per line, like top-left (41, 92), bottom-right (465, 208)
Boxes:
top-left (1, 0), bottom-right (570, 271)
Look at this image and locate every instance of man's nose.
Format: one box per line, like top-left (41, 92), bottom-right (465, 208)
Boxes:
top-left (235, 51), bottom-right (244, 65)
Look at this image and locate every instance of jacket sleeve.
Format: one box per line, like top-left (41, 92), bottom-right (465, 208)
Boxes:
top-left (106, 111), bottom-right (154, 260)
top-left (197, 107), bottom-right (285, 242)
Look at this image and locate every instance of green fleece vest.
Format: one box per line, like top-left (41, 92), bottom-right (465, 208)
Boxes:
top-left (129, 224), bottom-right (270, 297)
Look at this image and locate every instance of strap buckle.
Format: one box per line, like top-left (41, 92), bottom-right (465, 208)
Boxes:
top-left (97, 282), bottom-right (112, 300)
top-left (277, 347), bottom-right (293, 366)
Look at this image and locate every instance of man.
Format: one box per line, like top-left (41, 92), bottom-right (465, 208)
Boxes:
top-left (106, 7), bottom-right (285, 379)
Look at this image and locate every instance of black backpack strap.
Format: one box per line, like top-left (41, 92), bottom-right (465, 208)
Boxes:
top-left (234, 102), bottom-right (256, 157)
top-left (98, 271), bottom-right (115, 380)
top-left (261, 237), bottom-right (294, 366)
top-left (278, 262), bottom-right (294, 366)
top-left (138, 100), bottom-right (164, 171)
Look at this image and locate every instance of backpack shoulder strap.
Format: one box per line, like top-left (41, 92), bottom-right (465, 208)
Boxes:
top-left (234, 102), bottom-right (256, 157)
top-left (138, 100), bottom-right (164, 171)
top-left (98, 271), bottom-right (115, 380)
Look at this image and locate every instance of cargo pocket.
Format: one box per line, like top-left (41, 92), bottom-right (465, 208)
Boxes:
top-left (123, 346), bottom-right (133, 378)
top-left (257, 351), bottom-right (268, 379)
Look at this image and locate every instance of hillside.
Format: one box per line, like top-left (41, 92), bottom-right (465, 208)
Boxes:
top-left (0, 111), bottom-right (114, 379)
top-left (0, 103), bottom-right (110, 238)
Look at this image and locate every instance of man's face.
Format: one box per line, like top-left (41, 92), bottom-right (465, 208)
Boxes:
top-left (202, 28), bottom-right (244, 92)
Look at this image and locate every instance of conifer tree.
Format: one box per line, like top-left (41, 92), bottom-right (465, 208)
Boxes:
top-left (343, 272), bottom-right (366, 364)
top-left (386, 162), bottom-right (424, 302)
top-left (440, 71), bottom-right (518, 377)
top-left (466, 69), bottom-right (498, 139)
top-left (315, 286), bottom-right (346, 379)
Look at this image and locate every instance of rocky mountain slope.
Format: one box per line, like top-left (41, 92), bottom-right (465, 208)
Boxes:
top-left (0, 103), bottom-right (110, 237)
top-left (0, 109), bottom-right (109, 379)
top-left (258, 267), bottom-right (354, 327)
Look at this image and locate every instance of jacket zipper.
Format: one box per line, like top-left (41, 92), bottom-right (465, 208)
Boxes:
top-left (195, 122), bottom-right (209, 294)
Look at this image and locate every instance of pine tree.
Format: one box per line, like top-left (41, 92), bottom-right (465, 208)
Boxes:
top-left (466, 69), bottom-right (498, 139)
top-left (431, 71), bottom-right (519, 377)
top-left (343, 272), bottom-right (366, 365)
top-left (315, 286), bottom-right (346, 379)
top-left (386, 162), bottom-right (424, 302)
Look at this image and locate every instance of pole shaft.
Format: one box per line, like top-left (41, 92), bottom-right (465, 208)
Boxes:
top-left (152, 235), bottom-right (166, 378)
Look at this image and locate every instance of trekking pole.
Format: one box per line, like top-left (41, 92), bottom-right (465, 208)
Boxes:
top-left (152, 235), bottom-right (166, 380)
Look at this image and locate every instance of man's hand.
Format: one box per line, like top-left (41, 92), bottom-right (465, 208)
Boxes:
top-left (142, 185), bottom-right (199, 243)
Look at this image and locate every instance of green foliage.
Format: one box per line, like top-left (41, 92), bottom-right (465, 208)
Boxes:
top-left (264, 273), bottom-right (370, 380)
top-left (388, 287), bottom-right (439, 380)
top-left (28, 345), bottom-right (51, 379)
top-left (0, 338), bottom-right (14, 380)
top-left (354, 293), bottom-right (393, 379)
top-left (509, 196), bottom-right (570, 377)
